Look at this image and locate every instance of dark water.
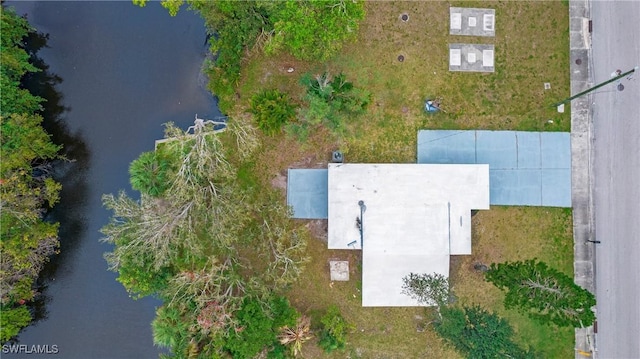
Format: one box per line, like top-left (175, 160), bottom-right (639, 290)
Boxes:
top-left (4, 2), bottom-right (219, 358)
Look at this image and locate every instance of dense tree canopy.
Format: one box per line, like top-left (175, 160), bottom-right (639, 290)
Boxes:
top-left (435, 306), bottom-right (535, 359)
top-left (132, 0), bottom-right (365, 110)
top-left (102, 120), bottom-right (308, 358)
top-left (0, 6), bottom-right (61, 343)
top-left (402, 273), bottom-right (534, 357)
top-left (1, 8), bottom-right (42, 116)
top-left (485, 259), bottom-right (596, 327)
top-left (265, 0), bottom-right (365, 61)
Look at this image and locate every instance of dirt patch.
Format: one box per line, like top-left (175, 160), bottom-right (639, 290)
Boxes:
top-left (270, 154), bottom-right (329, 193)
top-left (305, 219), bottom-right (328, 242)
top-left (289, 153), bottom-right (328, 169)
top-left (270, 172), bottom-right (287, 190)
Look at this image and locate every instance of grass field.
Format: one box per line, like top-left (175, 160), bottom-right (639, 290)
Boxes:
top-left (226, 1), bottom-right (574, 357)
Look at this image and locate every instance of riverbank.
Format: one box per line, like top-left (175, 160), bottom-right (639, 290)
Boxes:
top-left (3, 2), bottom-right (217, 357)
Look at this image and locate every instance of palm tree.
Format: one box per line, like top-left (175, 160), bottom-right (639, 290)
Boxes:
top-left (278, 316), bottom-right (313, 357)
top-left (129, 151), bottom-right (172, 196)
top-left (152, 306), bottom-right (186, 349)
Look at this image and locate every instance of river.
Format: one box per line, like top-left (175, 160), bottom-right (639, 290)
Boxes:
top-left (4, 2), bottom-right (219, 358)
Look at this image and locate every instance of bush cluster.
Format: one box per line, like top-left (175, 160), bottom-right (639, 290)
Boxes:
top-left (318, 305), bottom-right (351, 353)
top-left (250, 89), bottom-right (296, 135)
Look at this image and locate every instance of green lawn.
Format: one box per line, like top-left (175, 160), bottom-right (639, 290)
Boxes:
top-left (226, 1), bottom-right (574, 357)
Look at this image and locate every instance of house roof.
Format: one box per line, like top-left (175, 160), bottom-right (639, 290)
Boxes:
top-left (327, 164), bottom-right (489, 306)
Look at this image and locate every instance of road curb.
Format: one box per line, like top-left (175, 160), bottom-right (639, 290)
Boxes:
top-left (568, 0), bottom-right (597, 358)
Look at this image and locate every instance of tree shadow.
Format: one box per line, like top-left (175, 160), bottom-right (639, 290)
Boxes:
top-left (19, 25), bottom-right (91, 325)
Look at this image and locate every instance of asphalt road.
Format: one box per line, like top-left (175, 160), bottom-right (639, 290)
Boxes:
top-left (591, 1), bottom-right (640, 358)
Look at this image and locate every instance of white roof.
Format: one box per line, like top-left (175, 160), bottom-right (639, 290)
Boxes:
top-left (327, 164), bottom-right (489, 306)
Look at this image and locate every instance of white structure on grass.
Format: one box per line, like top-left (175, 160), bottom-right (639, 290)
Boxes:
top-left (327, 164), bottom-right (489, 307)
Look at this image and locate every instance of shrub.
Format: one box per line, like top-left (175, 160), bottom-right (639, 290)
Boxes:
top-left (318, 305), bottom-right (351, 353)
top-left (278, 316), bottom-right (313, 357)
top-left (297, 72), bottom-right (370, 137)
top-left (152, 306), bottom-right (191, 353)
top-left (224, 296), bottom-right (299, 358)
top-left (250, 89), bottom-right (296, 135)
top-left (129, 150), bottom-right (174, 197)
top-left (225, 298), bottom-right (275, 358)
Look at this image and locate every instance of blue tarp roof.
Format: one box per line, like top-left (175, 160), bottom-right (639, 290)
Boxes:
top-left (417, 130), bottom-right (571, 207)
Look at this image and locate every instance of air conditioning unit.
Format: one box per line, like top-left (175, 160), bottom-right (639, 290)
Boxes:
top-left (332, 151), bottom-right (344, 163)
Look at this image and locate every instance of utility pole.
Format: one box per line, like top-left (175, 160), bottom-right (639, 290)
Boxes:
top-left (552, 66), bottom-right (637, 109)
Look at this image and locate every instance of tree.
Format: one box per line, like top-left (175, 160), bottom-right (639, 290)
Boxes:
top-left (0, 305), bottom-right (31, 342)
top-left (223, 296), bottom-right (299, 358)
top-left (131, 1), bottom-right (366, 111)
top-left (435, 305), bottom-right (535, 359)
top-left (250, 89), bottom-right (297, 135)
top-left (152, 305), bottom-right (190, 350)
top-left (318, 305), bottom-right (352, 353)
top-left (0, 7), bottom-right (61, 343)
top-left (278, 315), bottom-right (312, 357)
top-left (485, 259), bottom-right (596, 327)
top-left (132, 0), bottom-right (184, 17)
top-left (128, 149), bottom-right (175, 197)
top-left (401, 272), bottom-right (449, 318)
top-left (291, 71), bottom-right (370, 139)
top-left (133, 0), bottom-right (365, 61)
top-left (301, 72), bottom-right (370, 117)
top-left (194, 1), bottom-right (273, 107)
top-left (1, 7), bottom-right (43, 116)
top-left (102, 119), bottom-right (307, 357)
top-left (401, 272), bottom-right (536, 357)
top-left (266, 0), bottom-right (365, 61)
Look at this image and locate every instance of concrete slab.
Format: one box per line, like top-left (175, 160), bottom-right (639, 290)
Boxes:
top-left (287, 169), bottom-right (328, 219)
top-left (417, 130), bottom-right (476, 164)
top-left (329, 261), bottom-right (349, 281)
top-left (569, 2), bottom-right (596, 355)
top-left (449, 48), bottom-right (461, 67)
top-left (516, 132), bottom-right (541, 169)
top-left (476, 131), bottom-right (517, 169)
top-left (449, 7), bottom-right (496, 37)
top-left (467, 52), bottom-right (477, 64)
top-left (449, 43), bottom-right (495, 73)
top-left (542, 132), bottom-right (572, 169)
top-left (450, 12), bottom-right (462, 30)
top-left (541, 169), bottom-right (572, 207)
top-left (482, 49), bottom-right (495, 67)
top-left (490, 170), bottom-right (542, 206)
